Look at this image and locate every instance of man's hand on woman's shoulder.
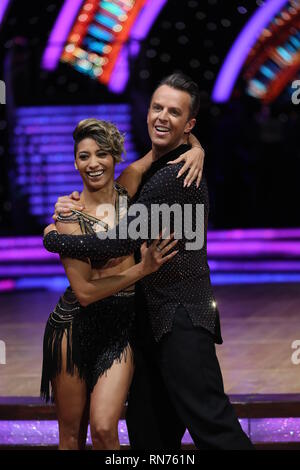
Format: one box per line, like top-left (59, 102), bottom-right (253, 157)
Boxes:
top-left (52, 191), bottom-right (84, 220)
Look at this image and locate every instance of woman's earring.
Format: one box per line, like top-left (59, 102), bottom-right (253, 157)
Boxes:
top-left (74, 162), bottom-right (78, 170)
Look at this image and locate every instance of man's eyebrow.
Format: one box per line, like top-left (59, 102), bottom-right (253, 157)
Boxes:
top-left (169, 106), bottom-right (182, 113)
top-left (152, 102), bottom-right (182, 112)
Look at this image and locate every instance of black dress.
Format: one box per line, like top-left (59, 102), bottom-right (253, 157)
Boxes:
top-left (40, 183), bottom-right (135, 402)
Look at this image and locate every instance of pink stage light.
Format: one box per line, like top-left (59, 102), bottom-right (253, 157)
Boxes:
top-left (0, 280), bottom-right (15, 292)
top-left (0, 0), bottom-right (10, 25)
top-left (41, 0), bottom-right (84, 70)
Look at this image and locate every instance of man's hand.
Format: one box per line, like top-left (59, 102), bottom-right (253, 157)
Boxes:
top-left (139, 232), bottom-right (179, 276)
top-left (167, 145), bottom-right (205, 188)
top-left (44, 223), bottom-right (57, 237)
top-left (52, 191), bottom-right (84, 220)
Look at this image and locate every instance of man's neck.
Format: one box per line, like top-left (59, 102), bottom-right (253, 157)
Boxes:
top-left (152, 137), bottom-right (189, 161)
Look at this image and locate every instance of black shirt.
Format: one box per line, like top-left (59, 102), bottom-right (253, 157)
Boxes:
top-left (44, 144), bottom-right (222, 344)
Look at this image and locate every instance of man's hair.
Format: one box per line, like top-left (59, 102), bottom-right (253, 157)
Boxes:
top-left (156, 73), bottom-right (200, 118)
top-left (73, 118), bottom-right (125, 163)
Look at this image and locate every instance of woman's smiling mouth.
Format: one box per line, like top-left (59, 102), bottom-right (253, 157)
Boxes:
top-left (86, 169), bottom-right (104, 179)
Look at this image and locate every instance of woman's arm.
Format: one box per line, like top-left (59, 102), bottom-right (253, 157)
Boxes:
top-left (116, 134), bottom-right (205, 197)
top-left (54, 219), bottom-right (139, 305)
top-left (167, 134), bottom-right (205, 188)
top-left (188, 133), bottom-right (203, 149)
top-left (61, 256), bottom-right (139, 307)
top-left (116, 150), bottom-right (153, 198)
top-left (60, 234), bottom-right (178, 307)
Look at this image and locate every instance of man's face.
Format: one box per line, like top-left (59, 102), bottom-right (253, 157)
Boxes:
top-left (147, 84), bottom-right (196, 154)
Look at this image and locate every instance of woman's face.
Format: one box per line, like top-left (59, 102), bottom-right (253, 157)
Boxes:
top-left (75, 137), bottom-right (115, 191)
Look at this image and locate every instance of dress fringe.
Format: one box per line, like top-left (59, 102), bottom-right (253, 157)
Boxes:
top-left (40, 322), bottom-right (80, 402)
top-left (40, 291), bottom-right (135, 402)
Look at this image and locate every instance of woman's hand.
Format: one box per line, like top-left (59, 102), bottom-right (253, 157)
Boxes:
top-left (167, 145), bottom-right (205, 188)
top-left (43, 223), bottom-right (57, 236)
top-left (52, 191), bottom-right (84, 220)
top-left (139, 233), bottom-right (179, 276)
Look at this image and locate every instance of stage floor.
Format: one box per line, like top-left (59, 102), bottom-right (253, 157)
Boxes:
top-left (0, 283), bottom-right (299, 396)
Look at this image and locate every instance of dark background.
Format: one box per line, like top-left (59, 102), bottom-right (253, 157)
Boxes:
top-left (0, 0), bottom-right (299, 234)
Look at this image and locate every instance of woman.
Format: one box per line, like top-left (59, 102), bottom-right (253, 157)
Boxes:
top-left (41, 118), bottom-right (178, 450)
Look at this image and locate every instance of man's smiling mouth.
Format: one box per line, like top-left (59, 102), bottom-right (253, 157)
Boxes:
top-left (154, 125), bottom-right (170, 134)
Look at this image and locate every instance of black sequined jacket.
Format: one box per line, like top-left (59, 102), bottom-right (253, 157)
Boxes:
top-left (44, 144), bottom-right (222, 344)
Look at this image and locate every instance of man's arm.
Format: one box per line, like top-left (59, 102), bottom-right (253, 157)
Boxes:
top-left (44, 183), bottom-right (154, 261)
top-left (44, 167), bottom-right (184, 262)
top-left (53, 215), bottom-right (178, 306)
top-left (63, 236), bottom-right (178, 307)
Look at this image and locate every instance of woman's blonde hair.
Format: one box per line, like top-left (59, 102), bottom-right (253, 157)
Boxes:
top-left (73, 118), bottom-right (125, 163)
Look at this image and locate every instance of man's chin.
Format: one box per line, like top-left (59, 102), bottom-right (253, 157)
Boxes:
top-left (151, 136), bottom-right (171, 149)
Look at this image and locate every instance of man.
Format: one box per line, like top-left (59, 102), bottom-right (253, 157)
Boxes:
top-left (44, 73), bottom-right (253, 450)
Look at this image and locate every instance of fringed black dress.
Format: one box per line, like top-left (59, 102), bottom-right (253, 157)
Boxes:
top-left (40, 183), bottom-right (135, 402)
